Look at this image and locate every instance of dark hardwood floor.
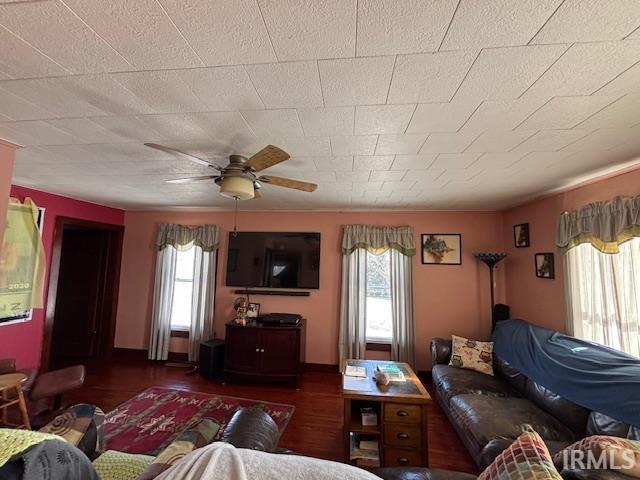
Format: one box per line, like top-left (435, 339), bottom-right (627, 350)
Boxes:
top-left (63, 355), bottom-right (477, 474)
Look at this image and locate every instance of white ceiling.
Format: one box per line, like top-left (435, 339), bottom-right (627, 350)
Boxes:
top-left (2, 0), bottom-right (640, 210)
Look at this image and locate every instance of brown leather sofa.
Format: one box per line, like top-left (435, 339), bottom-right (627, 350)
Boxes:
top-left (0, 358), bottom-right (85, 427)
top-left (427, 338), bottom-right (639, 478)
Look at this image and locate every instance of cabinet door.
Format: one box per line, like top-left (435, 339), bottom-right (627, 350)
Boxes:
top-left (225, 327), bottom-right (261, 373)
top-left (260, 329), bottom-right (299, 375)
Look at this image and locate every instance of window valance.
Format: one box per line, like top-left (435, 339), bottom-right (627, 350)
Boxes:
top-left (556, 195), bottom-right (640, 254)
top-left (342, 225), bottom-right (416, 256)
top-left (155, 224), bottom-right (220, 252)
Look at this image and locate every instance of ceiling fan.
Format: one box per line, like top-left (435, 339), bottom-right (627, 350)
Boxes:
top-left (144, 143), bottom-right (318, 200)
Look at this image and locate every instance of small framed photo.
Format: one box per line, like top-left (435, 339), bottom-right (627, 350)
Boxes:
top-left (247, 302), bottom-right (261, 318)
top-left (513, 223), bottom-right (530, 248)
top-left (535, 253), bottom-right (555, 279)
top-left (421, 234), bottom-right (462, 265)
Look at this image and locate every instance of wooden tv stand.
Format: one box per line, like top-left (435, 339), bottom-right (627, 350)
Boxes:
top-left (223, 320), bottom-right (306, 386)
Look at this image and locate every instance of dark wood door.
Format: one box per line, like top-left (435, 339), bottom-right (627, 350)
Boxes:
top-left (51, 228), bottom-right (109, 359)
top-left (260, 328), bottom-right (300, 374)
top-left (225, 326), bottom-right (261, 373)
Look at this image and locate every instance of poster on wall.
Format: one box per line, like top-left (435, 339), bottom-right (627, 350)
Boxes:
top-left (0, 201), bottom-right (45, 326)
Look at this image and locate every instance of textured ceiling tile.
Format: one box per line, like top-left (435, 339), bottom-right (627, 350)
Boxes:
top-left (111, 70), bottom-right (204, 113)
top-left (387, 51), bottom-right (476, 104)
top-left (175, 67), bottom-right (264, 111)
top-left (158, 0), bottom-right (276, 66)
top-left (430, 153), bottom-right (482, 169)
top-left (342, 171), bottom-right (374, 183)
top-left (460, 98), bottom-right (549, 134)
top-left (259, 0), bottom-right (355, 60)
top-left (241, 109), bottom-right (303, 137)
top-left (453, 45), bottom-right (568, 102)
top-left (0, 78), bottom-right (109, 117)
top-left (0, 25), bottom-right (68, 79)
top-left (369, 170), bottom-right (406, 182)
top-left (297, 107), bottom-right (354, 136)
top-left (90, 116), bottom-right (167, 142)
top-left (331, 135), bottom-right (377, 155)
top-left (594, 61), bottom-right (640, 97)
top-left (0, 1), bottom-right (131, 73)
top-left (441, 0), bottom-right (562, 50)
top-left (375, 134), bottom-right (427, 155)
top-left (406, 101), bottom-right (479, 133)
top-left (524, 41), bottom-right (640, 99)
top-left (62, 0), bottom-right (202, 70)
top-left (245, 62), bottom-right (323, 108)
top-left (419, 131), bottom-right (480, 154)
top-left (313, 156), bottom-right (354, 171)
top-left (390, 154), bottom-right (436, 170)
top-left (272, 136), bottom-right (331, 156)
top-left (512, 129), bottom-right (592, 153)
top-left (471, 152), bottom-right (526, 169)
top-left (0, 119), bottom-right (81, 146)
top-left (354, 105), bottom-right (415, 135)
top-left (560, 128), bottom-right (640, 154)
top-left (405, 169), bottom-right (444, 181)
top-left (466, 130), bottom-right (536, 153)
top-left (45, 118), bottom-right (131, 144)
top-left (531, 0), bottom-right (640, 44)
top-left (319, 56), bottom-right (395, 106)
top-left (353, 156), bottom-right (394, 171)
top-left (0, 88), bottom-right (57, 120)
top-left (356, 0), bottom-right (457, 56)
top-left (0, 123), bottom-right (36, 146)
top-left (516, 96), bottom-right (620, 130)
top-left (577, 94), bottom-right (640, 130)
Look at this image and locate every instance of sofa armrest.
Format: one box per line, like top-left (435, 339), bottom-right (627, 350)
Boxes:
top-left (431, 338), bottom-right (453, 365)
top-left (220, 407), bottom-right (280, 452)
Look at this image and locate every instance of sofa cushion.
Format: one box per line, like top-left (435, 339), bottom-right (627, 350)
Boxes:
top-left (524, 381), bottom-right (590, 437)
top-left (587, 412), bottom-right (640, 441)
top-left (450, 395), bottom-right (577, 457)
top-left (432, 365), bottom-right (514, 404)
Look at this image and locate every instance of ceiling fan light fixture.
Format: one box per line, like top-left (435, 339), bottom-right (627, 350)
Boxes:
top-left (219, 176), bottom-right (254, 200)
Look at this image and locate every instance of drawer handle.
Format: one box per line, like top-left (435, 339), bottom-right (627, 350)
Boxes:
top-left (397, 433), bottom-right (409, 439)
top-left (255, 348), bottom-right (259, 352)
top-left (396, 410), bottom-right (409, 417)
top-left (397, 457), bottom-right (409, 464)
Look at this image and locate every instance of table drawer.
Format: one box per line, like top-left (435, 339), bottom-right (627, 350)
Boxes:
top-left (384, 447), bottom-right (424, 467)
top-left (384, 422), bottom-right (422, 447)
top-left (384, 403), bottom-right (422, 423)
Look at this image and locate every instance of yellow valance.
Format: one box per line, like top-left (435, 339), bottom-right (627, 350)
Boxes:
top-left (341, 225), bottom-right (416, 256)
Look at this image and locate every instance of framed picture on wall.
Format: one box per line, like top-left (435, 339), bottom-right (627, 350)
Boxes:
top-left (535, 253), bottom-right (555, 279)
top-left (421, 234), bottom-right (462, 265)
top-left (513, 223), bottom-right (530, 248)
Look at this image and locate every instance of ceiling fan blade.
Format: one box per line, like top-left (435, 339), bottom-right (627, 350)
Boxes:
top-left (166, 175), bottom-right (218, 184)
top-left (246, 145), bottom-right (290, 172)
top-left (145, 143), bottom-right (224, 170)
top-left (258, 175), bottom-right (318, 192)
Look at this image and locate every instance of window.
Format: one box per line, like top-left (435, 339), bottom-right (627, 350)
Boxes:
top-left (567, 237), bottom-right (640, 357)
top-left (170, 247), bottom-right (196, 331)
top-left (365, 250), bottom-right (392, 342)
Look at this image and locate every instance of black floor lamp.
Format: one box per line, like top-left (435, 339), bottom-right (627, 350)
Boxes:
top-left (474, 253), bottom-right (507, 331)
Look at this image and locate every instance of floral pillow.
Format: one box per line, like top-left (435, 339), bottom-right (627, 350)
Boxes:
top-left (553, 436), bottom-right (640, 478)
top-left (479, 427), bottom-right (563, 480)
top-left (449, 334), bottom-right (494, 376)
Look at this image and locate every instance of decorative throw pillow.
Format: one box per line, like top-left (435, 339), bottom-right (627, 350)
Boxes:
top-left (449, 334), bottom-right (494, 376)
top-left (479, 427), bottom-right (563, 480)
top-left (553, 436), bottom-right (640, 478)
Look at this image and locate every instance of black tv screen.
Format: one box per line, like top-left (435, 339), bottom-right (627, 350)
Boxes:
top-left (226, 232), bottom-right (321, 289)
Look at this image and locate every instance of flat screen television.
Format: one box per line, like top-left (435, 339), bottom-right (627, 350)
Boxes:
top-left (226, 232), bottom-right (321, 289)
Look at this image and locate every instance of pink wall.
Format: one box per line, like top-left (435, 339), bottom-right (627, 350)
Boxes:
top-left (1, 186), bottom-right (124, 369)
top-left (115, 210), bottom-right (506, 370)
top-left (502, 167), bottom-right (640, 333)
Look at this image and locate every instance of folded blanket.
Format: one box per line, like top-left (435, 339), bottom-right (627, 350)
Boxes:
top-left (0, 428), bottom-right (61, 468)
top-left (155, 442), bottom-right (381, 480)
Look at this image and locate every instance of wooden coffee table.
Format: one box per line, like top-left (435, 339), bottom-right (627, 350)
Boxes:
top-left (342, 359), bottom-right (431, 469)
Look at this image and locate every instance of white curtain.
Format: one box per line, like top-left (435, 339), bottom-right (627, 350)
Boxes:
top-left (339, 248), bottom-right (368, 368)
top-left (190, 247), bottom-right (217, 362)
top-left (149, 246), bottom-right (178, 361)
top-left (566, 238), bottom-right (640, 357)
top-left (390, 249), bottom-right (416, 366)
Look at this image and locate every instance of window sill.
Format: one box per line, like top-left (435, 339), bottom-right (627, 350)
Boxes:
top-left (171, 330), bottom-right (189, 338)
top-left (366, 341), bottom-right (391, 352)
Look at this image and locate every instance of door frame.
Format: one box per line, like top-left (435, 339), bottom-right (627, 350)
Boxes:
top-left (41, 217), bottom-right (124, 371)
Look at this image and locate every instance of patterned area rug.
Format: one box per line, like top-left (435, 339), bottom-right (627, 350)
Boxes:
top-left (104, 387), bottom-right (295, 455)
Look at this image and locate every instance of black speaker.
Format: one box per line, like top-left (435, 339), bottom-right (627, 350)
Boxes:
top-left (492, 303), bottom-right (510, 331)
top-left (199, 339), bottom-right (225, 379)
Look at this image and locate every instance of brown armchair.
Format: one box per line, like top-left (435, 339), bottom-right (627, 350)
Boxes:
top-left (0, 358), bottom-right (86, 427)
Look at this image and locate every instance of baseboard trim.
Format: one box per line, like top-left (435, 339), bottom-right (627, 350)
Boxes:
top-left (113, 347), bottom-right (188, 363)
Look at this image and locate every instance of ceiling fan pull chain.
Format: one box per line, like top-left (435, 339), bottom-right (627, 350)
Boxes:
top-left (232, 196), bottom-right (239, 236)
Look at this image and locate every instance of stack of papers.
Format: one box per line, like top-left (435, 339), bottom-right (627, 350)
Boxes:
top-left (345, 365), bottom-right (366, 378)
top-left (376, 364), bottom-right (406, 382)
